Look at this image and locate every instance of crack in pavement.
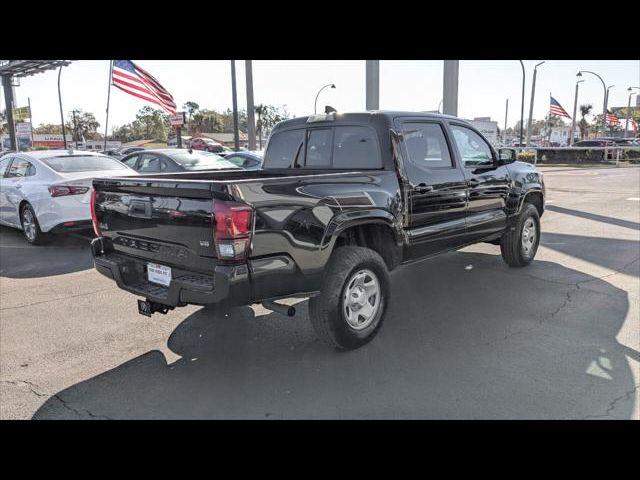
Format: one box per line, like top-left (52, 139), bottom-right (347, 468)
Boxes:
top-left (582, 384), bottom-right (640, 419)
top-left (472, 256), bottom-right (640, 349)
top-left (0, 287), bottom-right (117, 311)
top-left (1, 379), bottom-right (112, 420)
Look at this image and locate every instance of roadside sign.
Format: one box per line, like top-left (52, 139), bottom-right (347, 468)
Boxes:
top-left (170, 112), bottom-right (185, 127)
top-left (13, 106), bottom-right (31, 121)
top-left (16, 122), bottom-right (32, 138)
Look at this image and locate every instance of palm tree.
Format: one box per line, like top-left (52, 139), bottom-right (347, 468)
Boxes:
top-left (578, 104), bottom-right (592, 140)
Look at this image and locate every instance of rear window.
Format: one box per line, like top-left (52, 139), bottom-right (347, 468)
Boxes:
top-left (264, 129), bottom-right (305, 168)
top-left (264, 126), bottom-right (381, 169)
top-left (41, 155), bottom-right (129, 172)
top-left (168, 151), bottom-right (239, 170)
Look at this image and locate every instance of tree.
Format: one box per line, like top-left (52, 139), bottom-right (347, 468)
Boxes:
top-left (255, 104), bottom-right (290, 148)
top-left (0, 109), bottom-right (6, 135)
top-left (33, 124), bottom-right (64, 134)
top-left (578, 104), bottom-right (592, 140)
top-left (67, 110), bottom-right (100, 142)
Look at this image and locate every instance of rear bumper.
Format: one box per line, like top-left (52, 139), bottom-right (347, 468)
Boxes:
top-left (91, 237), bottom-right (251, 307)
top-left (49, 220), bottom-right (93, 233)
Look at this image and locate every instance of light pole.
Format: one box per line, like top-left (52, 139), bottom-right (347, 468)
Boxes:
top-left (605, 85), bottom-right (614, 136)
top-left (525, 61), bottom-right (545, 145)
top-left (57, 65), bottom-right (67, 149)
top-left (314, 84), bottom-right (335, 114)
top-left (625, 87), bottom-right (640, 138)
top-left (519, 60), bottom-right (525, 146)
top-left (577, 70), bottom-right (607, 137)
top-left (569, 79), bottom-right (584, 145)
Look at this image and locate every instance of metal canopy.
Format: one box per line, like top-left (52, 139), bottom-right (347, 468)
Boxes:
top-left (0, 60), bottom-right (71, 78)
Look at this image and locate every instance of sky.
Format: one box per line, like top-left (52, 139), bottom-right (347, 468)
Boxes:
top-left (3, 60), bottom-right (639, 135)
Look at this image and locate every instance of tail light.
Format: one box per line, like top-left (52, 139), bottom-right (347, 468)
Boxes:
top-left (213, 200), bottom-right (253, 261)
top-left (90, 189), bottom-right (102, 237)
top-left (48, 185), bottom-right (89, 197)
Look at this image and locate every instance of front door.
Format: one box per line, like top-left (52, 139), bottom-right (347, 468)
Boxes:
top-left (396, 119), bottom-right (468, 260)
top-left (447, 123), bottom-right (511, 243)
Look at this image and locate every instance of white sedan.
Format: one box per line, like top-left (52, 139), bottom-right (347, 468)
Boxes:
top-left (0, 149), bottom-right (138, 244)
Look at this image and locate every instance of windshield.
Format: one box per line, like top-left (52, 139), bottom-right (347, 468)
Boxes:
top-left (168, 151), bottom-right (240, 170)
top-left (41, 155), bottom-right (130, 172)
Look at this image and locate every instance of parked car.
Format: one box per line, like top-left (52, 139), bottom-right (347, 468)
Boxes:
top-left (91, 111), bottom-right (545, 350)
top-left (221, 150), bottom-right (264, 170)
top-left (572, 139), bottom-right (614, 147)
top-left (120, 148), bottom-right (240, 173)
top-left (189, 137), bottom-right (225, 153)
top-left (0, 150), bottom-right (138, 244)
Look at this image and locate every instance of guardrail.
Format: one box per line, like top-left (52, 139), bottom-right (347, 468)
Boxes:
top-left (512, 146), bottom-right (640, 167)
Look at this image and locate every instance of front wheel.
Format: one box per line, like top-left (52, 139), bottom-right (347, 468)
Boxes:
top-left (309, 246), bottom-right (389, 350)
top-left (500, 203), bottom-right (540, 267)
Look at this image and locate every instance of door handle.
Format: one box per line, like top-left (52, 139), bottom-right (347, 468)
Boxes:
top-left (414, 183), bottom-right (433, 193)
top-left (15, 185), bottom-right (22, 189)
top-left (467, 179), bottom-right (480, 188)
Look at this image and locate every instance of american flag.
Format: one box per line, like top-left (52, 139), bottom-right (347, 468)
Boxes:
top-left (111, 60), bottom-right (177, 115)
top-left (605, 110), bottom-right (619, 125)
top-left (549, 95), bottom-right (571, 119)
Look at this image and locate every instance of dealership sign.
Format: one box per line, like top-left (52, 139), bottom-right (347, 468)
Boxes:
top-left (170, 112), bottom-right (186, 127)
top-left (16, 122), bottom-right (32, 138)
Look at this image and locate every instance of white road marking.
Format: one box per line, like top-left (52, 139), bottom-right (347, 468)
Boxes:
top-left (626, 197), bottom-right (640, 201)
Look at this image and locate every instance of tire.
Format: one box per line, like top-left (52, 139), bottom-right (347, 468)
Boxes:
top-left (20, 203), bottom-right (50, 245)
top-left (500, 203), bottom-right (540, 267)
top-left (309, 246), bottom-right (389, 350)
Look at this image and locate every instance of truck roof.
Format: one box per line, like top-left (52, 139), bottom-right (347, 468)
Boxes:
top-left (274, 111), bottom-right (467, 131)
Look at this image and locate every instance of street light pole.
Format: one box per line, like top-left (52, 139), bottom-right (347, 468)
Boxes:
top-left (519, 60), bottom-right (525, 146)
top-left (525, 61), bottom-right (545, 145)
top-left (569, 79), bottom-right (584, 145)
top-left (57, 65), bottom-right (67, 149)
top-left (504, 98), bottom-right (508, 145)
top-left (625, 87), bottom-right (640, 138)
top-left (605, 85), bottom-right (614, 136)
top-left (314, 84), bottom-right (335, 114)
top-left (577, 70), bottom-right (607, 138)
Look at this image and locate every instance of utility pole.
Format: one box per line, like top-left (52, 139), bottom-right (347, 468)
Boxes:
top-left (72, 109), bottom-right (79, 149)
top-left (525, 61), bottom-right (545, 145)
top-left (519, 61), bottom-right (525, 146)
top-left (504, 98), bottom-right (509, 145)
top-left (57, 65), bottom-right (67, 149)
top-left (365, 60), bottom-right (380, 110)
top-left (245, 60), bottom-right (256, 150)
top-left (442, 60), bottom-right (459, 116)
top-left (2, 75), bottom-right (17, 151)
top-left (230, 60), bottom-right (240, 151)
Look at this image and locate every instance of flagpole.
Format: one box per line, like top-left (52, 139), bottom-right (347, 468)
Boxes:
top-left (103, 60), bottom-right (113, 151)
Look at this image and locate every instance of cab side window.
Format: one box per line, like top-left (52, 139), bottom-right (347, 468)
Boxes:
top-left (122, 154), bottom-right (139, 168)
top-left (0, 158), bottom-right (11, 177)
top-left (401, 122), bottom-right (453, 168)
top-left (138, 153), bottom-right (166, 173)
top-left (6, 158), bottom-right (34, 177)
top-left (450, 125), bottom-right (494, 167)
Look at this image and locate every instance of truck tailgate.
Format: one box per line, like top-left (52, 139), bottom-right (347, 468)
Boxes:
top-left (93, 177), bottom-right (228, 272)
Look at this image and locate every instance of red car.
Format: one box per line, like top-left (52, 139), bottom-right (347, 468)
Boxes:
top-left (189, 137), bottom-right (225, 153)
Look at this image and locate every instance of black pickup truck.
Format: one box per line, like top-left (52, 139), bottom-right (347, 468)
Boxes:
top-left (91, 112), bottom-right (545, 350)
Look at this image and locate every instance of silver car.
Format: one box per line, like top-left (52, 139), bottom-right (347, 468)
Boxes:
top-left (0, 149), bottom-right (138, 244)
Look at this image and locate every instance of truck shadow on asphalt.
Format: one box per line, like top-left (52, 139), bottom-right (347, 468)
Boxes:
top-left (0, 227), bottom-right (94, 279)
top-left (32, 248), bottom-right (639, 419)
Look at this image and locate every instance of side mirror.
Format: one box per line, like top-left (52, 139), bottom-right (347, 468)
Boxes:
top-left (497, 148), bottom-right (517, 165)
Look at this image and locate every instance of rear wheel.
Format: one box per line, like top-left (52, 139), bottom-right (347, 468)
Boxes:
top-left (309, 246), bottom-right (389, 350)
top-left (20, 203), bottom-right (50, 245)
top-left (500, 203), bottom-right (540, 267)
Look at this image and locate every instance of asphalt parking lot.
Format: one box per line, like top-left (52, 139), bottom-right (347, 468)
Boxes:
top-left (0, 165), bottom-right (638, 419)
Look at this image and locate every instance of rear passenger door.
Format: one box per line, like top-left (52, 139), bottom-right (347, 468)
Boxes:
top-left (395, 118), bottom-right (468, 259)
